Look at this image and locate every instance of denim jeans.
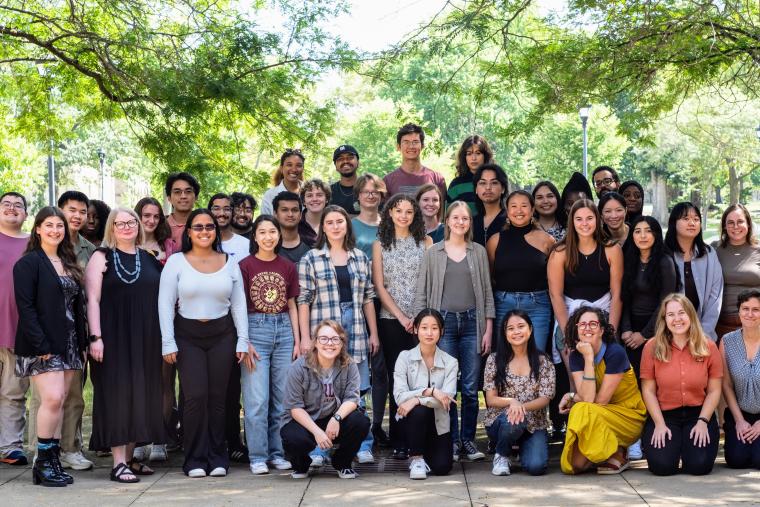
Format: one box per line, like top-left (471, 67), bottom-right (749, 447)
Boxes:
top-left (486, 413), bottom-right (548, 475)
top-left (494, 290), bottom-right (553, 353)
top-left (438, 308), bottom-right (479, 443)
top-left (241, 312), bottom-right (294, 464)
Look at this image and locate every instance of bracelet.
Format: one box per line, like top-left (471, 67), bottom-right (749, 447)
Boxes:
top-left (582, 375), bottom-right (596, 381)
top-left (697, 416), bottom-right (710, 425)
top-left (431, 386), bottom-right (435, 397)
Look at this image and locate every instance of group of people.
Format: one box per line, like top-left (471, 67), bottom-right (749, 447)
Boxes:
top-left (0, 123), bottom-right (758, 488)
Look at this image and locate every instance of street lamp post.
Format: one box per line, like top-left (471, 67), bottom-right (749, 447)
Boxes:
top-left (37, 64), bottom-right (56, 206)
top-left (579, 106), bottom-right (591, 179)
top-left (97, 148), bottom-right (106, 201)
top-left (755, 124), bottom-right (760, 141)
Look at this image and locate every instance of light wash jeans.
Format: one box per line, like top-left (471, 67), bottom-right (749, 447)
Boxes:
top-left (493, 290), bottom-right (553, 353)
top-left (241, 312), bottom-right (294, 465)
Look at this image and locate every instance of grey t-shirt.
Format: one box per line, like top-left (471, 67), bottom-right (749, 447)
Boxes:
top-left (280, 241), bottom-right (311, 264)
top-left (440, 257), bottom-right (476, 312)
top-left (317, 367), bottom-right (338, 419)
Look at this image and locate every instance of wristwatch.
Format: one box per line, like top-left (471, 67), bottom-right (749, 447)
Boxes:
top-left (332, 413), bottom-right (342, 422)
top-left (89, 334), bottom-right (102, 343)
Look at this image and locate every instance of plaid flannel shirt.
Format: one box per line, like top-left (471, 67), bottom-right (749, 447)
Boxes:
top-left (297, 246), bottom-right (375, 362)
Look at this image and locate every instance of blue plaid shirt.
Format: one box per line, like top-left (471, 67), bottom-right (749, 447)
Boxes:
top-left (297, 246), bottom-right (375, 362)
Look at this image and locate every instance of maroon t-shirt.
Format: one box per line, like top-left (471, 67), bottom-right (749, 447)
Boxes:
top-left (239, 254), bottom-right (299, 314)
top-left (383, 166), bottom-right (447, 198)
top-left (0, 232), bottom-right (29, 348)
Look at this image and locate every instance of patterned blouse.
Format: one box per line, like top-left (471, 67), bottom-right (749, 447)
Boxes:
top-left (379, 235), bottom-right (427, 320)
top-left (483, 352), bottom-right (556, 432)
top-left (723, 329), bottom-right (760, 414)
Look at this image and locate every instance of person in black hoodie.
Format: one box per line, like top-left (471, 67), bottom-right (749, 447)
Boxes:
top-left (14, 207), bottom-right (87, 487)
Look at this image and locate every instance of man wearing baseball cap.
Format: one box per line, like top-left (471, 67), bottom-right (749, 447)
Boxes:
top-left (330, 144), bottom-right (360, 215)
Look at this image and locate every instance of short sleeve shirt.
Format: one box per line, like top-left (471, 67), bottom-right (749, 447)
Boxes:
top-left (0, 233), bottom-right (29, 348)
top-left (569, 342), bottom-right (630, 374)
top-left (239, 255), bottom-right (299, 314)
top-left (640, 338), bottom-right (723, 411)
top-left (383, 166), bottom-right (447, 198)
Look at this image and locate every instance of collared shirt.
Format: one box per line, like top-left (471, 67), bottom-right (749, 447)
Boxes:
top-left (74, 234), bottom-right (96, 267)
top-left (166, 214), bottom-right (186, 247)
top-left (640, 338), bottom-right (723, 411)
top-left (297, 246), bottom-right (375, 362)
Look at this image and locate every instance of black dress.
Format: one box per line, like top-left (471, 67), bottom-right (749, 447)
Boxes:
top-left (89, 249), bottom-right (165, 450)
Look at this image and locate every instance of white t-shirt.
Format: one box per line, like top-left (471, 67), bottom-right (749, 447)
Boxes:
top-left (222, 233), bottom-right (250, 263)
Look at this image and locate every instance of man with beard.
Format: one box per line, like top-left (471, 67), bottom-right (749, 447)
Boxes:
top-left (330, 145), bottom-right (360, 215)
top-left (165, 172), bottom-right (200, 245)
top-left (591, 165), bottom-right (621, 198)
top-left (273, 192), bottom-right (311, 263)
top-left (231, 192), bottom-right (256, 240)
top-left (209, 193), bottom-right (250, 263)
top-left (472, 164), bottom-right (508, 246)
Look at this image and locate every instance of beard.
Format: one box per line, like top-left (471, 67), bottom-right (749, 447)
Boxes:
top-left (231, 218), bottom-right (252, 231)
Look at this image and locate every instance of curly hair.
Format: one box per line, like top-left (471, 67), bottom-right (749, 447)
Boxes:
top-left (563, 306), bottom-right (617, 352)
top-left (306, 320), bottom-right (353, 370)
top-left (378, 194), bottom-right (426, 250)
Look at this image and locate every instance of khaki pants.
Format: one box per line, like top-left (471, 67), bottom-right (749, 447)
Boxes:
top-left (0, 348), bottom-right (29, 456)
top-left (27, 368), bottom-right (85, 452)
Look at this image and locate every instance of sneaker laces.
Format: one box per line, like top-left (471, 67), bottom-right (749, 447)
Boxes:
top-left (463, 441), bottom-right (479, 455)
top-left (411, 458), bottom-right (431, 473)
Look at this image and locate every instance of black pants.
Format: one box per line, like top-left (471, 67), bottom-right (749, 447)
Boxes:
top-left (379, 318), bottom-right (416, 449)
top-left (624, 313), bottom-right (649, 383)
top-left (160, 361), bottom-right (181, 447)
top-left (549, 359), bottom-right (570, 434)
top-left (371, 299), bottom-right (389, 427)
top-left (641, 406), bottom-right (719, 476)
top-left (175, 314), bottom-right (236, 473)
top-left (724, 409), bottom-right (760, 469)
top-left (224, 360), bottom-right (244, 451)
top-left (281, 411), bottom-right (370, 473)
top-left (404, 405), bottom-right (452, 476)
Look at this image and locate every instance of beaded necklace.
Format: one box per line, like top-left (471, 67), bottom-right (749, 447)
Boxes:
top-left (112, 249), bottom-right (141, 284)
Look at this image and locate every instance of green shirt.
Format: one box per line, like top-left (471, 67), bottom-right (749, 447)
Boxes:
top-left (74, 234), bottom-right (96, 267)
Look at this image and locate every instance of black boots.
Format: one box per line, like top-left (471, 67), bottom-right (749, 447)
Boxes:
top-left (52, 445), bottom-right (74, 484)
top-left (32, 447), bottom-right (67, 487)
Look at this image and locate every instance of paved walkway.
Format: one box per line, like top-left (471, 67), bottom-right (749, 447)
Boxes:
top-left (2, 453), bottom-right (759, 506)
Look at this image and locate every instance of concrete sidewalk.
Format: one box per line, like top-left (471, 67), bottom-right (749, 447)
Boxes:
top-left (2, 454), bottom-right (759, 506)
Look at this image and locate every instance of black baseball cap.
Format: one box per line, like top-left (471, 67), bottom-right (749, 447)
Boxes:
top-left (333, 145), bottom-right (360, 162)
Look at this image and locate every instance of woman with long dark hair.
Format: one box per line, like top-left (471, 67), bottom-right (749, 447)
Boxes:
top-left (446, 135), bottom-right (494, 215)
top-left (158, 209), bottom-right (254, 478)
top-left (373, 194), bottom-right (431, 459)
top-left (14, 207), bottom-right (86, 487)
top-left (598, 192), bottom-right (629, 246)
top-left (484, 310), bottom-right (555, 476)
top-left (664, 202), bottom-right (724, 341)
top-left (260, 149), bottom-right (306, 215)
top-left (532, 180), bottom-right (566, 242)
top-left (82, 199), bottom-right (111, 247)
top-left (135, 197), bottom-right (178, 264)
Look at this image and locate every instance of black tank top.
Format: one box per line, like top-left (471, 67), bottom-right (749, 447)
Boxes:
top-left (493, 225), bottom-right (548, 292)
top-left (564, 243), bottom-right (610, 301)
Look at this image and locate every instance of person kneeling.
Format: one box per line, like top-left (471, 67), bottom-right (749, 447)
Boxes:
top-left (280, 320), bottom-right (370, 479)
top-left (484, 310), bottom-right (555, 476)
top-left (394, 309), bottom-right (458, 480)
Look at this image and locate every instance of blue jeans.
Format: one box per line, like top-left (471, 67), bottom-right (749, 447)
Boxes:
top-left (241, 312), bottom-right (294, 464)
top-left (438, 308), bottom-right (479, 443)
top-left (486, 413), bottom-right (548, 475)
top-left (494, 290), bottom-right (552, 353)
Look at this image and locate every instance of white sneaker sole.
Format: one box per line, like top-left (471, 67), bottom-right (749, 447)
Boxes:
top-left (410, 472), bottom-right (427, 480)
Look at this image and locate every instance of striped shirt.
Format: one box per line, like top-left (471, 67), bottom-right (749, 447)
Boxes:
top-left (297, 246), bottom-right (375, 362)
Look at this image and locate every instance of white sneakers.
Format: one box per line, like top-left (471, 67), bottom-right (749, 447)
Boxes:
top-left (309, 454), bottom-right (326, 468)
top-left (150, 444), bottom-right (168, 462)
top-left (132, 445), bottom-right (149, 462)
top-left (356, 450), bottom-right (375, 464)
top-left (269, 457), bottom-right (292, 470)
top-left (409, 457), bottom-right (431, 480)
top-left (337, 468), bottom-right (357, 479)
top-left (209, 467), bottom-right (226, 477)
top-left (187, 468), bottom-right (206, 478)
top-left (628, 439), bottom-right (644, 460)
top-left (250, 462), bottom-right (269, 475)
top-left (491, 454), bottom-right (511, 476)
top-left (60, 451), bottom-right (93, 470)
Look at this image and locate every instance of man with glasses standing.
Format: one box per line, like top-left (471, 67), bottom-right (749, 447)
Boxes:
top-left (330, 145), bottom-right (360, 215)
top-left (383, 123), bottom-right (446, 198)
top-left (591, 166), bottom-right (621, 199)
top-left (210, 193), bottom-right (250, 263)
top-left (165, 172), bottom-right (201, 245)
top-left (230, 192), bottom-right (257, 240)
top-left (0, 192), bottom-right (30, 466)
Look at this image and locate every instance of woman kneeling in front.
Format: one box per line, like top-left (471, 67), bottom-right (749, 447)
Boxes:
top-left (280, 320), bottom-right (370, 479)
top-left (558, 306), bottom-right (646, 474)
top-left (394, 309), bottom-right (458, 480)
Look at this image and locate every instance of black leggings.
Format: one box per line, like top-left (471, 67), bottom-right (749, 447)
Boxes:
top-left (641, 406), bottom-right (719, 476)
top-left (175, 314), bottom-right (236, 474)
top-left (371, 300), bottom-right (388, 427)
top-left (379, 318), bottom-right (416, 449)
top-left (281, 411), bottom-right (370, 473)
top-left (724, 409), bottom-right (760, 469)
top-left (224, 361), bottom-right (243, 451)
top-left (404, 405), bottom-right (453, 476)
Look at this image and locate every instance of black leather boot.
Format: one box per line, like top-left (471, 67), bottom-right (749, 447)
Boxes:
top-left (32, 448), bottom-right (68, 487)
top-left (51, 444), bottom-right (74, 484)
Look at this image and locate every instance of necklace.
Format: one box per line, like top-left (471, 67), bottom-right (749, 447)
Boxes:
top-left (336, 183), bottom-right (354, 197)
top-left (113, 249), bottom-right (141, 284)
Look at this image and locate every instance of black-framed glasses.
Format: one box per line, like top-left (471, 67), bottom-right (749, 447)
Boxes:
top-left (114, 220), bottom-right (139, 230)
top-left (0, 201), bottom-right (25, 211)
top-left (594, 177), bottom-right (615, 188)
top-left (190, 224), bottom-right (216, 232)
top-left (576, 321), bottom-right (600, 330)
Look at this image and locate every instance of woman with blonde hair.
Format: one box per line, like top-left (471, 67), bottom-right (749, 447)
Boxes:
top-left (280, 320), bottom-right (369, 480)
top-left (640, 293), bottom-right (722, 476)
top-left (86, 207), bottom-right (164, 482)
top-left (260, 149), bottom-right (306, 215)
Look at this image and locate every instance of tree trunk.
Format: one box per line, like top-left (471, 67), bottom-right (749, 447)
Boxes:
top-left (651, 169), bottom-right (669, 225)
top-left (715, 185), bottom-right (722, 204)
top-left (727, 158), bottom-right (739, 205)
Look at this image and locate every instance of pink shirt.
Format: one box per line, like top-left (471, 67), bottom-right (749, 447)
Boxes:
top-left (166, 214), bottom-right (186, 247)
top-left (383, 166), bottom-right (446, 198)
top-left (0, 232), bottom-right (29, 348)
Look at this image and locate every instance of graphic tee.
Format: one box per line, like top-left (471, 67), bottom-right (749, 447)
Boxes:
top-left (239, 254), bottom-right (299, 314)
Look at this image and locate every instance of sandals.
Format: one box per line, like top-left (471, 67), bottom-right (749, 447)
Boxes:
top-left (128, 460), bottom-right (155, 475)
top-left (597, 456), bottom-right (630, 475)
top-left (110, 463), bottom-right (140, 483)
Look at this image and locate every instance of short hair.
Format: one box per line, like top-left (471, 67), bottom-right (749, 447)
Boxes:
top-left (300, 178), bottom-right (332, 204)
top-left (272, 191), bottom-right (302, 213)
top-left (396, 123), bottom-right (425, 146)
top-left (473, 163), bottom-right (509, 215)
top-left (181, 209), bottom-right (222, 253)
top-left (591, 165), bottom-right (620, 183)
top-left (415, 183), bottom-right (445, 223)
top-left (250, 214), bottom-right (282, 255)
top-left (564, 306), bottom-right (617, 352)
top-left (164, 172), bottom-right (201, 197)
top-left (88, 199), bottom-right (112, 242)
top-left (57, 190), bottom-right (89, 209)
top-left (207, 192), bottom-right (231, 210)
top-left (737, 289), bottom-right (760, 311)
top-left (455, 135), bottom-right (494, 177)
top-left (353, 173), bottom-right (387, 200)
top-left (101, 207), bottom-right (145, 249)
top-left (443, 201), bottom-right (473, 242)
top-left (231, 192), bottom-right (256, 211)
top-left (0, 191), bottom-right (27, 211)
top-left (305, 319), bottom-right (352, 369)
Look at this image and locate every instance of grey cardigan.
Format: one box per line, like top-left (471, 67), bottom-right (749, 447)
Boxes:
top-left (413, 241), bottom-right (496, 350)
top-left (673, 246), bottom-right (724, 341)
top-left (394, 345), bottom-right (458, 435)
top-left (281, 356), bottom-right (360, 426)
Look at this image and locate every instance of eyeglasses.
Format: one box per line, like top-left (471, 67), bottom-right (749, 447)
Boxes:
top-left (400, 140), bottom-right (422, 147)
top-left (211, 206), bottom-right (233, 213)
top-left (594, 178), bottom-right (615, 188)
top-left (726, 219), bottom-right (747, 228)
top-left (317, 335), bottom-right (342, 345)
top-left (114, 220), bottom-right (139, 230)
top-left (171, 188), bottom-right (195, 196)
top-left (0, 201), bottom-right (25, 210)
top-left (234, 206), bottom-right (254, 214)
top-left (360, 190), bottom-right (380, 197)
top-left (190, 224), bottom-right (216, 232)
top-left (576, 321), bottom-right (600, 330)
